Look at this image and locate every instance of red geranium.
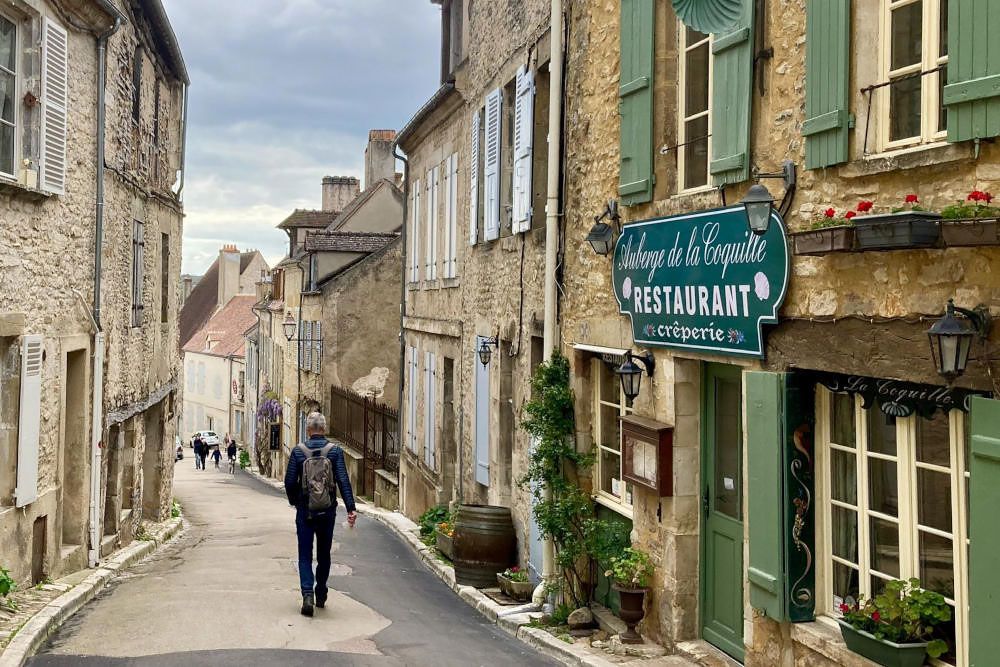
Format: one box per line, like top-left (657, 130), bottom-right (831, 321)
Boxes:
top-left (871, 611), bottom-right (881, 623)
top-left (857, 200), bottom-right (874, 212)
top-left (845, 211), bottom-right (857, 220)
top-left (905, 194), bottom-right (919, 204)
top-left (968, 190), bottom-right (984, 202)
top-left (824, 208), bottom-right (836, 218)
top-left (839, 603), bottom-right (850, 613)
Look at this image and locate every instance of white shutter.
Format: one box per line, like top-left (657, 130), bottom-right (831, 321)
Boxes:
top-left (305, 322), bottom-right (314, 371)
top-left (483, 88), bottom-right (502, 241)
top-left (444, 154), bottom-right (458, 278)
top-left (312, 321), bottom-right (322, 374)
top-left (474, 336), bottom-right (490, 485)
top-left (15, 335), bottom-right (43, 507)
top-left (407, 346), bottom-right (417, 451)
top-left (469, 110), bottom-right (480, 246)
top-left (425, 167), bottom-right (438, 280)
top-left (424, 351), bottom-right (436, 470)
top-left (40, 19), bottom-right (68, 195)
top-left (411, 179), bottom-right (421, 282)
top-left (512, 66), bottom-right (535, 232)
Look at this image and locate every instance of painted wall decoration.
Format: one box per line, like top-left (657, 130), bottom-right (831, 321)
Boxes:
top-left (612, 206), bottom-right (790, 358)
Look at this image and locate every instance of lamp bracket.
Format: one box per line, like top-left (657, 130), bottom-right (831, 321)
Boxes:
top-left (751, 160), bottom-right (797, 191)
top-left (953, 304), bottom-right (992, 339)
top-left (594, 199), bottom-right (621, 230)
top-left (629, 350), bottom-right (656, 377)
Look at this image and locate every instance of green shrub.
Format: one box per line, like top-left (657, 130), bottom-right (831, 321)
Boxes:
top-left (417, 505), bottom-right (449, 537)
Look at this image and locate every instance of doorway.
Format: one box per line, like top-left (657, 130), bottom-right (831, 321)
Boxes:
top-left (61, 349), bottom-right (88, 549)
top-left (700, 363), bottom-right (744, 661)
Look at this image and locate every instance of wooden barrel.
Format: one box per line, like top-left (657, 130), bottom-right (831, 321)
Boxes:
top-left (453, 504), bottom-right (516, 587)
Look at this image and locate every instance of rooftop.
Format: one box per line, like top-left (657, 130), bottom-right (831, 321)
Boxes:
top-left (182, 295), bottom-right (259, 358)
top-left (304, 231), bottom-right (400, 254)
top-left (277, 209), bottom-right (342, 229)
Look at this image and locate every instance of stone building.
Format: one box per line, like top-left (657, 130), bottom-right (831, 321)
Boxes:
top-left (0, 0), bottom-right (186, 585)
top-left (396, 0), bottom-right (557, 578)
top-left (559, 0), bottom-right (1000, 665)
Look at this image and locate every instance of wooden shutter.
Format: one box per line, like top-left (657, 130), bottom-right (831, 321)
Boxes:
top-left (425, 167), bottom-right (438, 280)
top-left (424, 352), bottom-right (436, 470)
top-left (407, 346), bottom-right (418, 451)
top-left (474, 336), bottom-right (490, 485)
top-left (446, 153), bottom-right (458, 276)
top-left (303, 321), bottom-right (312, 370)
top-left (312, 321), bottom-right (322, 373)
top-left (469, 110), bottom-right (481, 245)
top-left (40, 18), bottom-right (68, 195)
top-left (618, 0), bottom-right (655, 205)
top-left (411, 178), bottom-right (421, 282)
top-left (484, 89), bottom-right (502, 241)
top-left (710, 0), bottom-right (755, 185)
top-left (132, 221), bottom-right (145, 327)
top-left (15, 335), bottom-right (43, 507)
top-left (512, 65), bottom-right (535, 232)
top-left (970, 396), bottom-right (1000, 665)
top-left (944, 0), bottom-right (1000, 143)
top-left (803, 0), bottom-right (851, 169)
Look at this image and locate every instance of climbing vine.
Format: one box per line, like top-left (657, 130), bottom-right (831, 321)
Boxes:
top-left (520, 352), bottom-right (628, 608)
top-left (255, 389), bottom-right (282, 476)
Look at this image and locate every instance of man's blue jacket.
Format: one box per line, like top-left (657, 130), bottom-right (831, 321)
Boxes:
top-left (284, 435), bottom-right (357, 513)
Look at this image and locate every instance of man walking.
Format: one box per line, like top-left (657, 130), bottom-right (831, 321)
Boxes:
top-left (284, 412), bottom-right (356, 617)
top-left (193, 435), bottom-right (203, 470)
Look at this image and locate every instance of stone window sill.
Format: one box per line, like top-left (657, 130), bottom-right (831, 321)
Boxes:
top-left (839, 142), bottom-right (975, 179)
top-left (790, 619), bottom-right (881, 667)
top-left (0, 176), bottom-right (53, 201)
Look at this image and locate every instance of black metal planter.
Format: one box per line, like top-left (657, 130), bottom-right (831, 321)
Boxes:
top-left (790, 226), bottom-right (856, 255)
top-left (853, 212), bottom-right (941, 250)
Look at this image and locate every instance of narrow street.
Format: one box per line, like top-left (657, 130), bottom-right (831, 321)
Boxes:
top-left (29, 460), bottom-right (557, 667)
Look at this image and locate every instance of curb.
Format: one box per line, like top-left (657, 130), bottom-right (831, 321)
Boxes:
top-left (0, 516), bottom-right (184, 667)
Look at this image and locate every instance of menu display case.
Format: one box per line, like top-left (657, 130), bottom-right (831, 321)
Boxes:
top-left (620, 414), bottom-right (673, 496)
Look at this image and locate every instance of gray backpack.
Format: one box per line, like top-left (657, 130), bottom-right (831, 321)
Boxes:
top-left (297, 442), bottom-right (335, 511)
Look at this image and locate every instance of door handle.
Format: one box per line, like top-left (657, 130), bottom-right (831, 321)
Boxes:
top-left (702, 485), bottom-right (710, 514)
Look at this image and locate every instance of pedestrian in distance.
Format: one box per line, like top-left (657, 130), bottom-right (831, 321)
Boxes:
top-left (193, 435), bottom-right (204, 470)
top-left (284, 411), bottom-right (357, 617)
top-left (227, 439), bottom-right (238, 463)
top-left (212, 446), bottom-right (222, 469)
top-left (198, 440), bottom-right (208, 471)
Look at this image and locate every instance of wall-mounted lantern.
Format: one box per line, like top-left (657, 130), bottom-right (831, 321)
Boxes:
top-left (586, 199), bottom-right (621, 256)
top-left (926, 299), bottom-right (992, 382)
top-left (616, 350), bottom-right (655, 405)
top-left (478, 336), bottom-right (499, 368)
top-left (740, 160), bottom-right (796, 235)
top-left (282, 312), bottom-right (297, 341)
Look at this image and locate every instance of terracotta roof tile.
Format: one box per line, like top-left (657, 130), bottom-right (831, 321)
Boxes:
top-left (304, 231), bottom-right (400, 253)
top-left (182, 296), bottom-right (259, 358)
top-left (277, 209), bottom-right (341, 229)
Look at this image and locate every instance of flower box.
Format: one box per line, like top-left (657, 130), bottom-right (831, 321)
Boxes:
top-left (790, 226), bottom-right (856, 255)
top-left (940, 218), bottom-right (1000, 247)
top-left (435, 529), bottom-right (454, 561)
top-left (837, 620), bottom-right (929, 667)
top-left (853, 212), bottom-right (941, 250)
top-left (496, 573), bottom-right (533, 601)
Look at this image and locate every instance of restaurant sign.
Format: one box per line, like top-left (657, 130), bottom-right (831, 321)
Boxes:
top-left (612, 206), bottom-right (789, 357)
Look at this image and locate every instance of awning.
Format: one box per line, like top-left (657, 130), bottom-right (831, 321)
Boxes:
top-left (571, 343), bottom-right (628, 366)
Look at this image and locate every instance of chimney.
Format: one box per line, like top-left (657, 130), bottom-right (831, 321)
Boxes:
top-left (182, 276), bottom-right (193, 304)
top-left (321, 176), bottom-right (360, 212)
top-left (364, 129), bottom-right (397, 190)
top-left (217, 244), bottom-right (241, 308)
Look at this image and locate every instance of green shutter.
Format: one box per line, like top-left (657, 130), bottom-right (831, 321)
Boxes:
top-left (709, 0), bottom-right (754, 186)
top-left (619, 0), bottom-right (655, 205)
top-left (804, 0), bottom-right (851, 169)
top-left (746, 371), bottom-right (786, 621)
top-left (944, 0), bottom-right (1000, 143)
top-left (969, 396), bottom-right (1000, 666)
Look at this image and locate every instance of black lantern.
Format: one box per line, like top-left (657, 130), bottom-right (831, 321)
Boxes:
top-left (282, 312), bottom-right (297, 341)
top-left (741, 183), bottom-right (775, 235)
top-left (616, 350), bottom-right (655, 405)
top-left (586, 221), bottom-right (616, 256)
top-left (478, 336), bottom-right (499, 367)
top-left (927, 300), bottom-right (991, 382)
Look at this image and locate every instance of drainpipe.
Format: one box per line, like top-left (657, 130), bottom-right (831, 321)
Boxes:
top-left (537, 0), bottom-right (564, 602)
top-left (391, 139), bottom-right (409, 507)
top-left (88, 7), bottom-right (123, 569)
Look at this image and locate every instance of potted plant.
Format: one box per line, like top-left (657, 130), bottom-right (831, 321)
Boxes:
top-left (854, 194), bottom-right (941, 250)
top-left (837, 578), bottom-right (951, 667)
top-left (791, 205), bottom-right (862, 255)
top-left (940, 189), bottom-right (1000, 247)
top-left (496, 566), bottom-right (533, 601)
top-left (605, 547), bottom-right (654, 644)
top-left (435, 519), bottom-right (455, 561)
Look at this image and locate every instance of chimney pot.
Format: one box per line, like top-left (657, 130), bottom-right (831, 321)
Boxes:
top-left (321, 176), bottom-right (360, 212)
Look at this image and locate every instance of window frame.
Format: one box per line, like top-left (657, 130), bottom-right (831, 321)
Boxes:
top-left (816, 387), bottom-right (970, 666)
top-left (0, 11), bottom-right (18, 181)
top-left (676, 22), bottom-right (713, 193)
top-left (591, 357), bottom-right (634, 517)
top-left (878, 0), bottom-right (949, 152)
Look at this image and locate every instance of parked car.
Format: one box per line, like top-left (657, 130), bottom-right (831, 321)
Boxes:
top-left (191, 430), bottom-right (221, 447)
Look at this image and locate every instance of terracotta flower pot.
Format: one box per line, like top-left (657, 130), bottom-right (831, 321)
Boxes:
top-left (837, 620), bottom-right (929, 667)
top-left (612, 583), bottom-right (648, 644)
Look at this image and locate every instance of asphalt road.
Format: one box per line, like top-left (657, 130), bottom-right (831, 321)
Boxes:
top-left (29, 461), bottom-right (557, 667)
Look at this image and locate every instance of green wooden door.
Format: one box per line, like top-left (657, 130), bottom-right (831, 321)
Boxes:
top-left (701, 364), bottom-right (745, 661)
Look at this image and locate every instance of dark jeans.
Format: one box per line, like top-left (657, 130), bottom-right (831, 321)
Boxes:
top-left (295, 507), bottom-right (335, 597)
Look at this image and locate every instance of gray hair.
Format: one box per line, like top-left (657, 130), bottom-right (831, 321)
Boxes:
top-left (305, 412), bottom-right (327, 434)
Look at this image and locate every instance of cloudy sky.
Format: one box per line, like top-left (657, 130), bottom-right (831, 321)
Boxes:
top-left (162, 1), bottom-right (441, 274)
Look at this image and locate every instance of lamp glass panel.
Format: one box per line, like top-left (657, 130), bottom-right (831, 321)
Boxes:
top-left (619, 368), bottom-right (641, 401)
top-left (938, 334), bottom-right (959, 375)
top-left (746, 201), bottom-right (771, 233)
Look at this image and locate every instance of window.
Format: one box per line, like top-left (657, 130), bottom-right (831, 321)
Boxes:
top-left (160, 233), bottom-right (169, 323)
top-left (131, 220), bottom-right (145, 327)
top-left (592, 358), bottom-right (634, 513)
top-left (469, 107), bottom-right (483, 245)
top-left (818, 389), bottom-right (969, 666)
top-left (500, 78), bottom-right (516, 236)
top-left (677, 25), bottom-right (712, 191)
top-left (880, 0), bottom-right (948, 149)
top-left (132, 46), bottom-right (142, 122)
top-left (308, 253), bottom-right (317, 291)
top-left (0, 15), bottom-right (16, 178)
top-left (197, 361), bottom-right (205, 394)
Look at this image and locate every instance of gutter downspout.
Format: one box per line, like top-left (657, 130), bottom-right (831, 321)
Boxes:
top-left (536, 0), bottom-right (564, 603)
top-left (89, 10), bottom-right (123, 569)
top-left (391, 139), bottom-right (409, 510)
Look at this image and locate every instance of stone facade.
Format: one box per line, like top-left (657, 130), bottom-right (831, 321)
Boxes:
top-left (0, 0), bottom-right (185, 585)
